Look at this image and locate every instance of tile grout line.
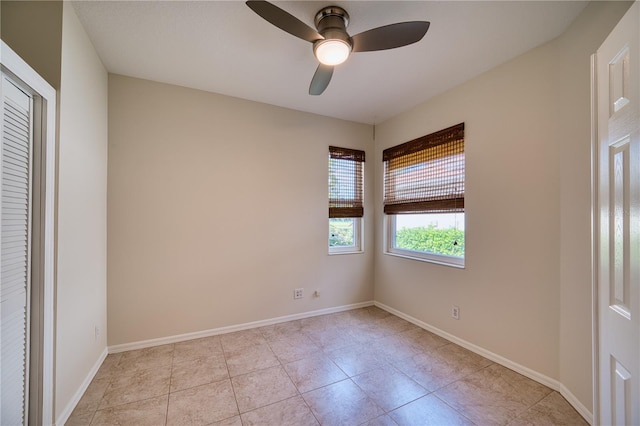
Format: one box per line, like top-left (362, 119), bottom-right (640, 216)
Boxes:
top-left (264, 323), bottom-right (327, 426)
top-left (221, 340), bottom-right (242, 421)
top-left (164, 344), bottom-right (176, 426)
top-left (90, 352), bottom-right (125, 424)
top-left (431, 392), bottom-right (478, 425)
top-left (275, 348), bottom-right (323, 425)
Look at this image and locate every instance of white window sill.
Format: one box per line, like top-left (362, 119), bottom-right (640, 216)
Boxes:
top-left (384, 249), bottom-right (465, 268)
top-left (329, 248), bottom-right (364, 255)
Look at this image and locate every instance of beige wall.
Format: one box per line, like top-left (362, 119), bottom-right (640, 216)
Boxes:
top-left (0, 1), bottom-right (62, 89)
top-left (107, 75), bottom-right (374, 345)
top-left (56, 2), bottom-right (108, 420)
top-left (374, 42), bottom-right (561, 378)
top-left (373, 0), bottom-right (631, 414)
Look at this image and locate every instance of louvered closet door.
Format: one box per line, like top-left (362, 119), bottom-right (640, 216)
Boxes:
top-left (1, 74), bottom-right (33, 425)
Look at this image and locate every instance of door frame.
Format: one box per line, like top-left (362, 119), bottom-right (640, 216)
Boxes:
top-left (590, 52), bottom-right (600, 426)
top-left (590, 53), bottom-right (600, 424)
top-left (1, 40), bottom-right (56, 425)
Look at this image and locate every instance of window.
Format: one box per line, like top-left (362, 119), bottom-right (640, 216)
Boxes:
top-left (328, 146), bottom-right (364, 253)
top-left (383, 123), bottom-right (465, 266)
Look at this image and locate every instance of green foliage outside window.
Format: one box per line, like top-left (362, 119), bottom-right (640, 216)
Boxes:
top-left (395, 226), bottom-right (464, 257)
top-left (330, 219), bottom-right (464, 256)
top-left (329, 218), bottom-right (354, 247)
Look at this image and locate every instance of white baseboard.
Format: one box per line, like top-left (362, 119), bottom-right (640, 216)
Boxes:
top-left (374, 301), bottom-right (593, 424)
top-left (108, 300), bottom-right (375, 353)
top-left (55, 347), bottom-right (108, 426)
top-left (558, 383), bottom-right (593, 425)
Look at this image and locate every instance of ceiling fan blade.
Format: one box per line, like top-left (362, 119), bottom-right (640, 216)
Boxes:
top-left (309, 64), bottom-right (334, 95)
top-left (246, 1), bottom-right (323, 43)
top-left (351, 21), bottom-right (430, 52)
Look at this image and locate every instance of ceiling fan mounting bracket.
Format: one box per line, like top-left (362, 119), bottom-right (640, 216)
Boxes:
top-left (314, 6), bottom-right (350, 32)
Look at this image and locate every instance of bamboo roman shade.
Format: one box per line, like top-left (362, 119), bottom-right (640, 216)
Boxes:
top-left (329, 146), bottom-right (365, 218)
top-left (383, 123), bottom-right (464, 214)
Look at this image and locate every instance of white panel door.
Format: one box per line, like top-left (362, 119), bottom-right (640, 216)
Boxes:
top-left (0, 74), bottom-right (33, 425)
top-left (596, 2), bottom-right (640, 425)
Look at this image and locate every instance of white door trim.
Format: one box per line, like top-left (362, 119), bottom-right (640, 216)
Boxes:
top-left (0, 40), bottom-right (56, 426)
top-left (590, 51), bottom-right (600, 426)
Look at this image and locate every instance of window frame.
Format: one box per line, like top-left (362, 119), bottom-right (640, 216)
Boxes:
top-left (382, 123), bottom-right (465, 267)
top-left (385, 214), bottom-right (465, 267)
top-left (329, 217), bottom-right (363, 255)
top-left (328, 146), bottom-right (365, 255)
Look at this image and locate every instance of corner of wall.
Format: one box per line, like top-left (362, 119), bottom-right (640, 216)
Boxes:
top-left (55, 2), bottom-right (109, 421)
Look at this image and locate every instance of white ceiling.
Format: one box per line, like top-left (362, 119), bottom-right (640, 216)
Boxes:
top-left (72, 1), bottom-right (587, 124)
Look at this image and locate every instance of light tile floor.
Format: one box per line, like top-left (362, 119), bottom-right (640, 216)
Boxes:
top-left (66, 306), bottom-right (588, 425)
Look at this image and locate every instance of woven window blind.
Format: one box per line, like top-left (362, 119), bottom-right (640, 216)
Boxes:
top-left (383, 123), bottom-right (464, 214)
top-left (329, 146), bottom-right (365, 218)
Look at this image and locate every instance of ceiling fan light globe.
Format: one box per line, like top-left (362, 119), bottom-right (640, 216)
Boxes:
top-left (314, 39), bottom-right (351, 66)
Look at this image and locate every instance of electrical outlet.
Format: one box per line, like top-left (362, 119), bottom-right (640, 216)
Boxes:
top-left (294, 288), bottom-right (304, 299)
top-left (94, 325), bottom-right (101, 341)
top-left (451, 305), bottom-right (460, 320)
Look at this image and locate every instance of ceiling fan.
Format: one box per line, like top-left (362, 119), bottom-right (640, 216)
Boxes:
top-left (246, 1), bottom-right (430, 95)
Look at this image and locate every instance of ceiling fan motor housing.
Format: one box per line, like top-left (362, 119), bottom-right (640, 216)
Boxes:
top-left (314, 6), bottom-right (352, 47)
